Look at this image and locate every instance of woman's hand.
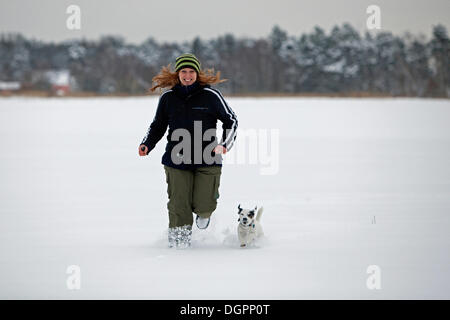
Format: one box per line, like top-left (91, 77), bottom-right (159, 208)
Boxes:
top-left (139, 144), bottom-right (149, 156)
top-left (213, 145), bottom-right (227, 155)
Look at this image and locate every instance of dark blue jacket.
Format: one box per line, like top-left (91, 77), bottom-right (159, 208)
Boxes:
top-left (141, 82), bottom-right (238, 170)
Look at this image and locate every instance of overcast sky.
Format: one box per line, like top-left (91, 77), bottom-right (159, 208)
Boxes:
top-left (1, 0), bottom-right (449, 43)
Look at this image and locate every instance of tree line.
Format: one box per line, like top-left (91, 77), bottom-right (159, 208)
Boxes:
top-left (0, 24), bottom-right (448, 97)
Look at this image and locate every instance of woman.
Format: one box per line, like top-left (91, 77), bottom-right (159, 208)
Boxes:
top-left (138, 53), bottom-right (238, 248)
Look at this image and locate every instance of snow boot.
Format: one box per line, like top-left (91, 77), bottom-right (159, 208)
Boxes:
top-left (195, 215), bottom-right (210, 229)
top-left (168, 225), bottom-right (192, 249)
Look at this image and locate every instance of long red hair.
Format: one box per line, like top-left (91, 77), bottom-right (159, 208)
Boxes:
top-left (150, 64), bottom-right (227, 92)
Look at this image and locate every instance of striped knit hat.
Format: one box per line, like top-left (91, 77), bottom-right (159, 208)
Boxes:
top-left (175, 53), bottom-right (201, 73)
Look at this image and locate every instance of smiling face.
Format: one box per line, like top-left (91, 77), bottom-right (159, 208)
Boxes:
top-left (178, 67), bottom-right (197, 86)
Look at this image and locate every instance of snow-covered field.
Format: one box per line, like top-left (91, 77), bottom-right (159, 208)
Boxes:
top-left (0, 96), bottom-right (449, 299)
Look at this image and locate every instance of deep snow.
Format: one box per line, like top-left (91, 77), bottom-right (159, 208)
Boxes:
top-left (0, 96), bottom-right (449, 299)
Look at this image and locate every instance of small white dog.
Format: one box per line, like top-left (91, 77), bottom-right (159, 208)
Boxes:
top-left (237, 204), bottom-right (264, 248)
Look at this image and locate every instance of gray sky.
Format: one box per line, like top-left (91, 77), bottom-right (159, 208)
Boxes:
top-left (1, 0), bottom-right (449, 43)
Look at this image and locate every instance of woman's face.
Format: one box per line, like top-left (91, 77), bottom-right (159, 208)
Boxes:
top-left (178, 68), bottom-right (197, 86)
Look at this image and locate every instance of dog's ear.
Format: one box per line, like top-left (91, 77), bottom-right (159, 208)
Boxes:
top-left (238, 204), bottom-right (242, 213)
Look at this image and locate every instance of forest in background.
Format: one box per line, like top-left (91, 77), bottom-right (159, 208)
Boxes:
top-left (0, 24), bottom-right (449, 97)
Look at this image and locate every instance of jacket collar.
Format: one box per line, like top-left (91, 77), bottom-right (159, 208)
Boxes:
top-left (172, 82), bottom-right (210, 100)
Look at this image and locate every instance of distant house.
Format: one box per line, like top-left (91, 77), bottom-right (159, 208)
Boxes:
top-left (46, 70), bottom-right (71, 96)
top-left (0, 81), bottom-right (21, 91)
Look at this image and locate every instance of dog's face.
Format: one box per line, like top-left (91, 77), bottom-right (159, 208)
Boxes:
top-left (238, 204), bottom-right (257, 227)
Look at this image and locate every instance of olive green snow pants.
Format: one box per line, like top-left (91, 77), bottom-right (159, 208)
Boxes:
top-left (164, 165), bottom-right (222, 228)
